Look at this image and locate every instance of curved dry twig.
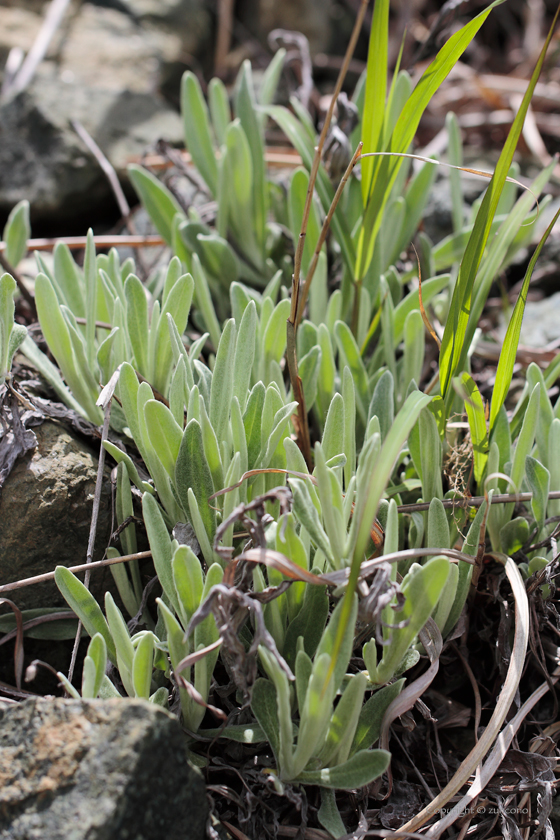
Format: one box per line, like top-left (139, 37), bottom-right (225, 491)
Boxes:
top-left (400, 555), bottom-right (530, 835)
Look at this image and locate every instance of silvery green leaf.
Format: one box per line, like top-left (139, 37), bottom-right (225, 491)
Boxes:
top-left (313, 443), bottom-right (345, 566)
top-left (231, 396), bottom-right (248, 478)
top-left (375, 557), bottom-right (450, 684)
top-left (2, 200), bottom-right (30, 267)
top-left (34, 273), bottom-right (102, 424)
top-left (176, 419), bottom-right (216, 543)
top-left (181, 71), bottom-right (219, 196)
top-left (318, 672), bottom-right (367, 767)
top-left (208, 77), bottom-right (230, 146)
top-left (262, 298), bottom-right (291, 374)
top-left (318, 788), bottom-right (346, 839)
top-left (393, 274), bottom-right (449, 345)
top-left (321, 393), bottom-right (345, 462)
top-left (230, 281), bottom-right (259, 325)
top-left (169, 357), bottom-right (188, 425)
top-left (258, 646), bottom-right (295, 779)
top-left (157, 598), bottom-right (200, 727)
top-left (548, 418), bottom-right (560, 518)
top-left (526, 455), bottom-right (550, 534)
top-left (56, 672), bottom-right (81, 700)
top-left (283, 576), bottom-right (329, 670)
top-left (342, 367), bottom-right (356, 489)
top-left (199, 398), bottom-right (224, 492)
top-left (432, 561), bottom-right (458, 632)
top-left (315, 594), bottom-right (358, 695)
top-left (172, 544), bottom-right (203, 628)
top-left (298, 345), bottom-right (321, 412)
top-left (427, 497), bottom-right (450, 552)
top-left (54, 566), bottom-right (116, 665)
top-left (258, 401), bottom-right (299, 469)
top-left (132, 632), bottom-right (154, 699)
top-left (210, 318), bottom-right (236, 443)
top-left (187, 382), bottom-right (202, 424)
top-left (143, 399), bottom-right (183, 479)
top-left (443, 500), bottom-right (485, 637)
top-left (417, 406), bottom-right (443, 501)
top-left (187, 488), bottom-right (215, 567)
top-left (98, 675), bottom-right (121, 699)
top-left (500, 516), bottom-right (530, 556)
top-left (105, 591), bottom-right (135, 693)
top-left (296, 749), bottom-right (390, 789)
top-left (233, 300), bottom-right (257, 410)
top-left (289, 477), bottom-right (332, 564)
top-left (276, 513), bottom-right (309, 620)
top-left (20, 336), bottom-right (84, 415)
top-left (83, 229), bottom-right (97, 371)
top-left (402, 310), bottom-right (424, 406)
top-left (142, 493), bottom-right (181, 616)
top-left (149, 687), bottom-right (170, 707)
top-left (291, 653), bottom-right (338, 776)
top-left (81, 633), bottom-right (107, 699)
top-left (103, 441), bottom-right (153, 495)
top-left (129, 164), bottom-right (184, 245)
top-left (5, 322), bottom-right (27, 378)
top-left (258, 47), bottom-right (286, 106)
top-left (295, 648), bottom-right (313, 716)
top-left (154, 275), bottom-right (194, 394)
top-left (191, 253), bottom-right (221, 350)
top-left (234, 61), bottom-right (267, 253)
top-left (197, 233), bottom-right (239, 288)
top-left (334, 321), bottom-right (368, 424)
top-left (527, 363), bottom-right (554, 467)
top-left (250, 678), bottom-right (281, 765)
top-left (243, 382), bottom-right (265, 472)
top-left (508, 382), bottom-right (540, 521)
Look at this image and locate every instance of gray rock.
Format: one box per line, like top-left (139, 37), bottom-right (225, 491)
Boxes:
top-left (497, 290), bottom-right (560, 348)
top-left (47, 3), bottom-right (181, 94)
top-left (116, 0), bottom-right (211, 55)
top-left (0, 420), bottom-right (112, 611)
top-left (0, 76), bottom-right (183, 222)
top-left (0, 697), bottom-right (207, 840)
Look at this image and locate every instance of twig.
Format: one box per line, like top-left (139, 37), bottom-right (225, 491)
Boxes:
top-left (396, 490), bottom-right (560, 514)
top-left (296, 141), bottom-right (363, 325)
top-left (67, 402), bottom-right (111, 683)
top-left (71, 120), bottom-right (150, 278)
top-left (0, 550), bottom-right (152, 595)
top-left (0, 234), bottom-right (165, 255)
top-left (401, 557), bottom-right (530, 836)
top-left (140, 147), bottom-right (302, 171)
top-left (4, 0), bottom-right (73, 98)
top-left (215, 0), bottom-right (234, 75)
top-left (71, 120), bottom-right (131, 221)
top-left (286, 0), bottom-right (369, 468)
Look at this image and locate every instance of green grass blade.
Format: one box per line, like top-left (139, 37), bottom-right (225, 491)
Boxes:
top-left (439, 5), bottom-right (559, 404)
top-left (357, 1), bottom-right (502, 280)
top-left (461, 372), bottom-right (488, 484)
top-left (489, 203), bottom-right (560, 433)
top-left (361, 0), bottom-right (389, 203)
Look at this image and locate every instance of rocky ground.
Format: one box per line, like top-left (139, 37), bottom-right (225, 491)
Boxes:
top-left (2, 1), bottom-right (560, 838)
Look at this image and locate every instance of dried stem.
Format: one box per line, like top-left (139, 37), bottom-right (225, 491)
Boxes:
top-left (296, 141), bottom-right (363, 326)
top-left (0, 550), bottom-right (152, 596)
top-left (3, 0), bottom-right (73, 98)
top-left (0, 234), bottom-right (165, 254)
top-left (286, 0), bottom-right (369, 467)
